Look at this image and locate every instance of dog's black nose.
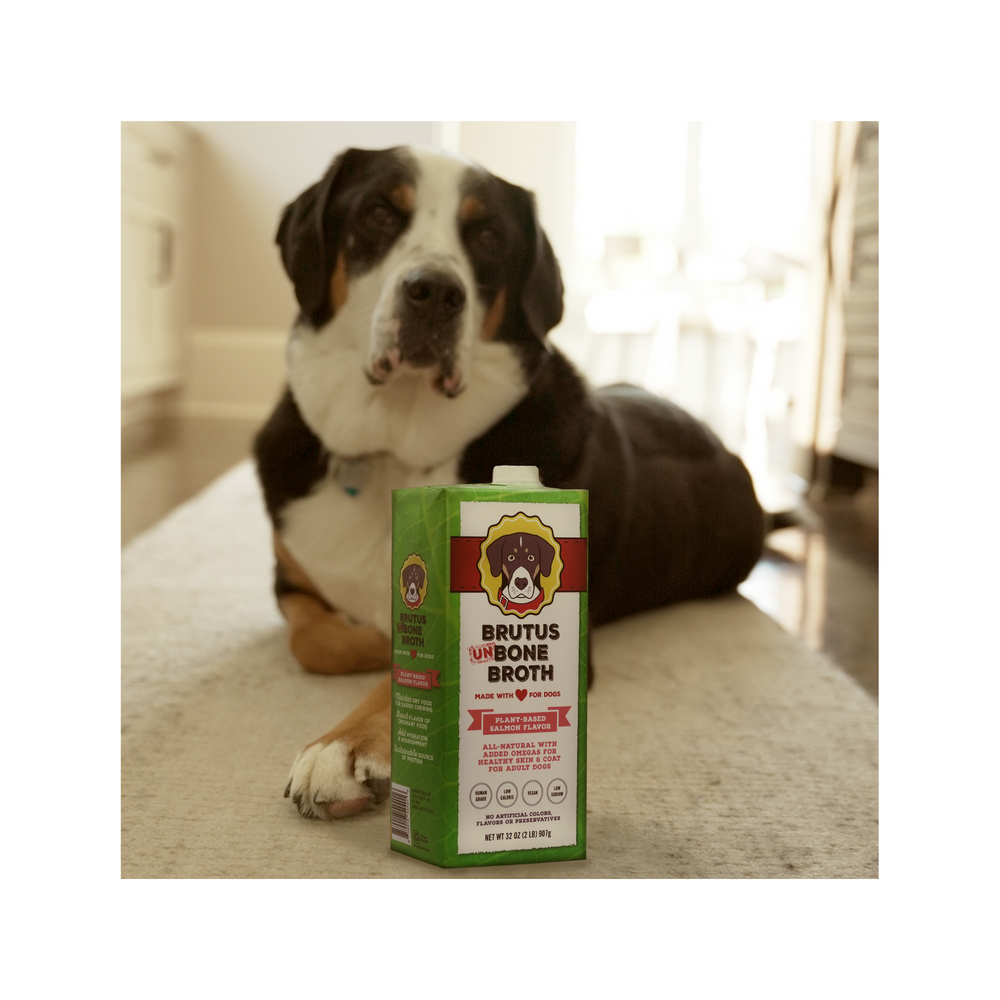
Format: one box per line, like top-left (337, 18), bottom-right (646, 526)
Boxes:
top-left (515, 576), bottom-right (529, 589)
top-left (402, 269), bottom-right (466, 320)
top-left (398, 268), bottom-right (466, 370)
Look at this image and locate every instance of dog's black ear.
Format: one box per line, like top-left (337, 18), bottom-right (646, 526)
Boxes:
top-left (276, 149), bottom-right (366, 329)
top-left (498, 180), bottom-right (564, 341)
top-left (415, 566), bottom-right (426, 586)
top-left (520, 193), bottom-right (564, 340)
top-left (537, 536), bottom-right (556, 576)
top-left (276, 158), bottom-right (341, 329)
top-left (486, 536), bottom-right (507, 578)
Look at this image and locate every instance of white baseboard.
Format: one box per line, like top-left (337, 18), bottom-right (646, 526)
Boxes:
top-left (180, 400), bottom-right (280, 421)
top-left (122, 386), bottom-right (180, 427)
top-left (181, 327), bottom-right (288, 421)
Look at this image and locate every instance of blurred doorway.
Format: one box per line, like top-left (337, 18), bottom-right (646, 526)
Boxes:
top-left (559, 120), bottom-right (816, 513)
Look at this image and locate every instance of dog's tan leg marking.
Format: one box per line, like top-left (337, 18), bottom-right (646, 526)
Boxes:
top-left (330, 252), bottom-right (349, 312)
top-left (285, 675), bottom-right (392, 819)
top-left (481, 286), bottom-right (507, 341)
top-left (274, 534), bottom-right (391, 675)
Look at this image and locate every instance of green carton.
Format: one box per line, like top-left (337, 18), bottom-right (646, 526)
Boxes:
top-left (389, 466), bottom-right (588, 868)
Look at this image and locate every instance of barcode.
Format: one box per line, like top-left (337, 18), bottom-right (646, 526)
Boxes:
top-left (390, 783), bottom-right (410, 844)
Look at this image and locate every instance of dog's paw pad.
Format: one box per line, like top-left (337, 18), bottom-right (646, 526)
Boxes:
top-left (324, 797), bottom-right (370, 819)
top-left (285, 740), bottom-right (390, 820)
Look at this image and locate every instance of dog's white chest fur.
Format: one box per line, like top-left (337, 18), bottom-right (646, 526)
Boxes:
top-left (287, 329), bottom-right (525, 469)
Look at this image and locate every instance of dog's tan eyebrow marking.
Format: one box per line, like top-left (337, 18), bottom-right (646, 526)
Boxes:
top-left (459, 195), bottom-right (487, 222)
top-left (389, 184), bottom-right (415, 213)
top-left (330, 252), bottom-right (349, 313)
top-left (480, 286), bottom-right (507, 341)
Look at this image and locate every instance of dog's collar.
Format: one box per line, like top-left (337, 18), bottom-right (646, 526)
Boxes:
top-left (330, 451), bottom-right (439, 497)
top-left (332, 455), bottom-right (373, 497)
top-left (499, 589), bottom-right (545, 612)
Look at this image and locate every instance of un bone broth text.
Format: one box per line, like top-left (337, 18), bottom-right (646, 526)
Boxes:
top-left (469, 622), bottom-right (563, 682)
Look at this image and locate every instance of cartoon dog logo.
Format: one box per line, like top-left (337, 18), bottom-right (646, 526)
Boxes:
top-left (399, 554), bottom-right (428, 609)
top-left (487, 532), bottom-right (554, 612)
top-left (478, 513), bottom-right (562, 617)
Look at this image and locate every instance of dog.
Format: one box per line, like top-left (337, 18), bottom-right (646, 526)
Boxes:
top-left (253, 145), bottom-right (765, 819)
top-left (486, 530), bottom-right (555, 612)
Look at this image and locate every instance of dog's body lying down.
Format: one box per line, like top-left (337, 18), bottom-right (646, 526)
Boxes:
top-left (253, 146), bottom-right (764, 819)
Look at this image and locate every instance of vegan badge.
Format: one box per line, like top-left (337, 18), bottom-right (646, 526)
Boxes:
top-left (478, 513), bottom-right (563, 617)
top-left (400, 553), bottom-right (429, 609)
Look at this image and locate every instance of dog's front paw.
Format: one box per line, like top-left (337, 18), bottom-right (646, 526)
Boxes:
top-left (284, 737), bottom-right (391, 819)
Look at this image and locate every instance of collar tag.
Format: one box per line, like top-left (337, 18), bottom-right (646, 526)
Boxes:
top-left (335, 457), bottom-right (368, 497)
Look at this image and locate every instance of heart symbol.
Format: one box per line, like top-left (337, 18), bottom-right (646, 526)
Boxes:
top-left (515, 688), bottom-right (528, 701)
top-left (410, 649), bottom-right (417, 659)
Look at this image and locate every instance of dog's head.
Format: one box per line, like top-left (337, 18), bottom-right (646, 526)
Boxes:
top-left (485, 531), bottom-right (555, 602)
top-left (276, 146), bottom-right (563, 401)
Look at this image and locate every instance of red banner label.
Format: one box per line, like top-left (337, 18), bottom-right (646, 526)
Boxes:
top-left (450, 536), bottom-right (587, 592)
top-left (393, 665), bottom-right (441, 690)
top-left (467, 707), bottom-right (572, 734)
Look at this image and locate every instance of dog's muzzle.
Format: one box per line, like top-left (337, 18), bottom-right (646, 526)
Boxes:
top-left (368, 266), bottom-right (467, 397)
top-left (508, 572), bottom-right (536, 600)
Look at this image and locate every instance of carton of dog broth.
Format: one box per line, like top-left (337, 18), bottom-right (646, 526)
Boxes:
top-left (390, 466), bottom-right (587, 868)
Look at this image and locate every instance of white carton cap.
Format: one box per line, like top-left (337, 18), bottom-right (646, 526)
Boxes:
top-left (492, 465), bottom-right (541, 486)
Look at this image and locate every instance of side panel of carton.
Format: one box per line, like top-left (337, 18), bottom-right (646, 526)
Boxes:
top-left (389, 487), bottom-right (454, 865)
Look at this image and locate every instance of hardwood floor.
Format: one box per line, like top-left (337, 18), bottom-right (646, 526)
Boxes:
top-left (739, 473), bottom-right (878, 698)
top-left (121, 415), bottom-right (262, 546)
top-left (122, 416), bottom-right (878, 699)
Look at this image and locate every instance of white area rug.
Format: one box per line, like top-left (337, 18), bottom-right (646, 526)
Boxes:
top-left (122, 461), bottom-right (877, 878)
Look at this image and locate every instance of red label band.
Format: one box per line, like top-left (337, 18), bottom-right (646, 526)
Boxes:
top-left (450, 537), bottom-right (587, 592)
top-left (467, 707), bottom-right (572, 733)
top-left (393, 665), bottom-right (441, 689)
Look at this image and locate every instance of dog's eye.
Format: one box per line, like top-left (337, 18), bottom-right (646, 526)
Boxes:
top-left (366, 202), bottom-right (400, 233)
top-left (470, 226), bottom-right (501, 259)
top-left (508, 554), bottom-right (515, 561)
top-left (528, 554), bottom-right (534, 561)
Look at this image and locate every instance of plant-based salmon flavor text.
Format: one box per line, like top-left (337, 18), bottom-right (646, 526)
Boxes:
top-left (390, 466), bottom-right (587, 868)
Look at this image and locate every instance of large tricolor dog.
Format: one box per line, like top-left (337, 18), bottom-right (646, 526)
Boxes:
top-left (253, 146), bottom-right (765, 819)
